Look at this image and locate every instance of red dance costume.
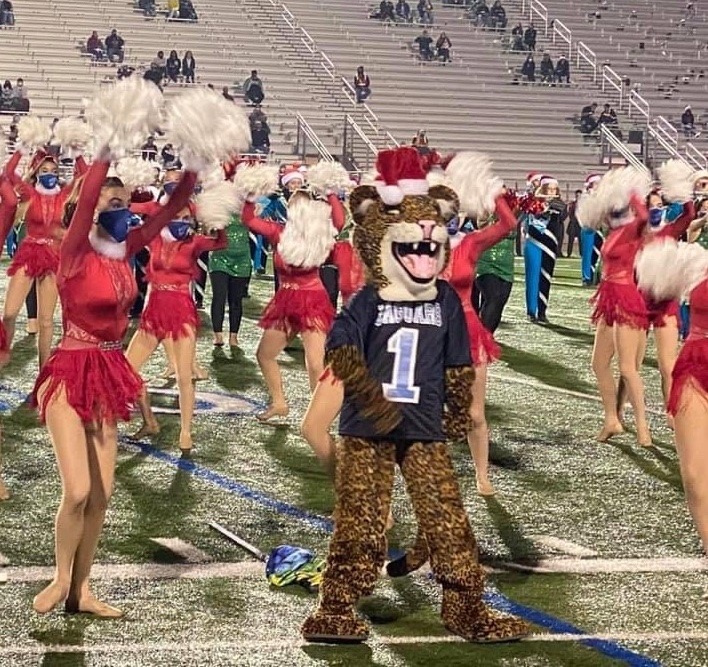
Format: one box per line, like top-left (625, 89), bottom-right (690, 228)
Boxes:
top-left (3, 151), bottom-right (87, 279)
top-left (643, 203), bottom-right (695, 328)
top-left (668, 277), bottom-right (708, 415)
top-left (241, 194), bottom-right (345, 335)
top-left (0, 178), bottom-right (19, 357)
top-left (31, 159), bottom-right (196, 423)
top-left (139, 229), bottom-right (227, 340)
top-left (440, 198), bottom-right (516, 365)
top-left (590, 196), bottom-right (691, 329)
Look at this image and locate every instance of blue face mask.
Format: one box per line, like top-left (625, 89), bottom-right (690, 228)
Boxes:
top-left (168, 220), bottom-right (192, 241)
top-left (665, 201), bottom-right (684, 223)
top-left (97, 208), bottom-right (133, 243)
top-left (38, 173), bottom-right (58, 190)
top-left (446, 216), bottom-right (460, 236)
top-left (648, 207), bottom-right (664, 227)
top-left (163, 181), bottom-right (178, 196)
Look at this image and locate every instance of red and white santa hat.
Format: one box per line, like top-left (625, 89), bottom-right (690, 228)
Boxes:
top-left (526, 171), bottom-right (543, 187)
top-left (374, 147), bottom-right (429, 206)
top-left (585, 173), bottom-right (602, 190)
top-left (281, 165), bottom-right (306, 187)
top-left (539, 175), bottom-right (558, 187)
top-left (28, 149), bottom-right (58, 177)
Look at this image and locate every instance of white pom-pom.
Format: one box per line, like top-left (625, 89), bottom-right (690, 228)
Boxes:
top-left (278, 196), bottom-right (337, 268)
top-left (195, 181), bottom-right (239, 232)
top-left (657, 159), bottom-right (694, 203)
top-left (576, 191), bottom-right (602, 230)
top-left (426, 167), bottom-right (449, 188)
top-left (360, 169), bottom-right (379, 186)
top-left (200, 163), bottom-right (226, 190)
top-left (636, 238), bottom-right (708, 301)
top-left (116, 156), bottom-right (158, 191)
top-left (84, 78), bottom-right (163, 159)
top-left (306, 160), bottom-right (351, 196)
top-left (595, 166), bottom-right (652, 217)
top-left (165, 88), bottom-right (250, 172)
top-left (444, 151), bottom-right (504, 219)
top-left (233, 163), bottom-right (279, 200)
top-left (51, 117), bottom-right (90, 153)
top-left (17, 116), bottom-right (51, 150)
top-left (376, 184), bottom-right (404, 206)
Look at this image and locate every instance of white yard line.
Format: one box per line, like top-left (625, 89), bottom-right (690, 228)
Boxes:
top-left (500, 556), bottom-right (708, 574)
top-left (1, 632), bottom-right (707, 656)
top-left (149, 538), bottom-right (212, 563)
top-left (527, 536), bottom-right (598, 558)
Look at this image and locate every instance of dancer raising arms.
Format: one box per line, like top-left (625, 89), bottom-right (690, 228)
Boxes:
top-left (440, 153), bottom-right (518, 496)
top-left (0, 172), bottom-right (18, 500)
top-left (637, 239), bottom-right (708, 554)
top-left (126, 185), bottom-right (231, 451)
top-left (581, 167), bottom-right (655, 446)
top-left (2, 117), bottom-right (88, 368)
top-left (236, 162), bottom-right (347, 422)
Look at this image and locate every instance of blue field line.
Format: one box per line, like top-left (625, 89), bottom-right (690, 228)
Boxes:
top-left (121, 436), bottom-right (661, 666)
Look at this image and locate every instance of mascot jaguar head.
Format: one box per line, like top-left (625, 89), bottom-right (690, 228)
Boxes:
top-left (349, 147), bottom-right (459, 302)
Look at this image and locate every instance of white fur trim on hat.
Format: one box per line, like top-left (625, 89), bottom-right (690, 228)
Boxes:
top-left (398, 178), bottom-right (430, 197)
top-left (376, 183), bottom-right (404, 206)
top-left (693, 169), bottom-right (708, 183)
top-left (540, 177), bottom-right (558, 187)
top-left (281, 170), bottom-right (305, 187)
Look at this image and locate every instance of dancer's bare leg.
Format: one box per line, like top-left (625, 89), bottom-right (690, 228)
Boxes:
top-left (674, 385), bottom-right (708, 554)
top-left (65, 420), bottom-right (122, 618)
top-left (466, 363), bottom-right (493, 496)
top-left (36, 274), bottom-right (59, 369)
top-left (255, 328), bottom-right (290, 420)
top-left (301, 329), bottom-right (326, 392)
top-left (0, 422), bottom-right (9, 501)
top-left (33, 387), bottom-right (90, 614)
top-left (171, 332), bottom-right (197, 452)
top-left (592, 319), bottom-right (623, 441)
top-left (1, 268), bottom-right (33, 365)
top-left (125, 330), bottom-right (160, 437)
top-left (614, 324), bottom-right (651, 446)
top-left (301, 374), bottom-right (343, 479)
top-left (655, 317), bottom-right (679, 429)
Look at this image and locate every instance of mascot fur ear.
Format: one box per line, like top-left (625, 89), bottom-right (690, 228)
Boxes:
top-left (350, 185), bottom-right (381, 225)
top-left (428, 184), bottom-right (459, 222)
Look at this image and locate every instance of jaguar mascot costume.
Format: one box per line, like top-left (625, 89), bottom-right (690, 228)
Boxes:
top-left (301, 146), bottom-right (529, 644)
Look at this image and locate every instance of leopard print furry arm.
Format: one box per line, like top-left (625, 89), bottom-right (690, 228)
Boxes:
top-left (326, 345), bottom-right (403, 436)
top-left (443, 366), bottom-right (474, 440)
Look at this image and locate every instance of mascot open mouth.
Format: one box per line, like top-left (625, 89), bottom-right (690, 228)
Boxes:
top-left (392, 241), bottom-right (442, 283)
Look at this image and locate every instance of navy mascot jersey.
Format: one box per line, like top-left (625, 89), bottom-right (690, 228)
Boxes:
top-left (327, 280), bottom-right (471, 441)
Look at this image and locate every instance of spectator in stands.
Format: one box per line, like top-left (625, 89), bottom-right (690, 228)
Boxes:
top-left (354, 66), bottom-right (371, 103)
top-left (412, 130), bottom-right (430, 154)
top-left (151, 50), bottom-right (166, 80)
top-left (249, 105), bottom-right (268, 128)
top-left (0, 81), bottom-right (13, 111)
top-left (566, 190), bottom-right (582, 257)
top-left (117, 65), bottom-right (134, 80)
top-left (243, 70), bottom-right (265, 105)
top-left (539, 53), bottom-right (554, 83)
top-left (682, 105), bottom-right (700, 138)
top-left (490, 1), bottom-right (507, 29)
top-left (436, 32), bottom-right (452, 62)
top-left (417, 0), bottom-right (433, 24)
top-left (179, 0), bottom-right (198, 20)
top-left (13, 78), bottom-right (28, 112)
top-left (105, 29), bottom-right (125, 63)
top-left (222, 86), bottom-right (235, 102)
top-left (1, 0), bottom-right (15, 26)
top-left (167, 0), bottom-right (179, 20)
top-left (474, 1), bottom-right (491, 27)
top-left (161, 142), bottom-right (177, 166)
top-left (139, 0), bottom-right (157, 16)
top-left (87, 31), bottom-right (105, 61)
top-left (8, 114), bottom-right (19, 144)
top-left (511, 24), bottom-right (525, 51)
top-left (555, 54), bottom-right (570, 84)
top-left (182, 50), bottom-right (196, 83)
top-left (377, 0), bottom-right (395, 21)
top-left (166, 50), bottom-right (181, 83)
top-left (250, 120), bottom-right (271, 154)
top-left (597, 103), bottom-right (615, 126)
top-left (524, 24), bottom-right (537, 51)
top-left (414, 29), bottom-right (434, 60)
top-left (521, 53), bottom-right (535, 82)
top-left (141, 136), bottom-right (158, 161)
top-left (580, 102), bottom-right (598, 133)
top-left (395, 0), bottom-right (411, 22)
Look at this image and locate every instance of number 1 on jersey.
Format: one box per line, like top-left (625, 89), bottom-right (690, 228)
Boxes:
top-left (382, 328), bottom-right (421, 404)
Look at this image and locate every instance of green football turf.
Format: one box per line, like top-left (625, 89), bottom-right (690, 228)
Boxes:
top-left (0, 256), bottom-right (705, 666)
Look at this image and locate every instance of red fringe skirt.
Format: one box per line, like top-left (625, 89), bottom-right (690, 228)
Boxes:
top-left (259, 287), bottom-right (335, 336)
top-left (0, 321), bottom-right (8, 364)
top-left (8, 237), bottom-right (59, 279)
top-left (591, 282), bottom-right (649, 330)
top-left (667, 337), bottom-right (708, 416)
top-left (466, 310), bottom-right (500, 366)
top-left (32, 348), bottom-right (143, 424)
top-left (139, 289), bottom-right (199, 340)
top-left (645, 298), bottom-right (680, 329)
